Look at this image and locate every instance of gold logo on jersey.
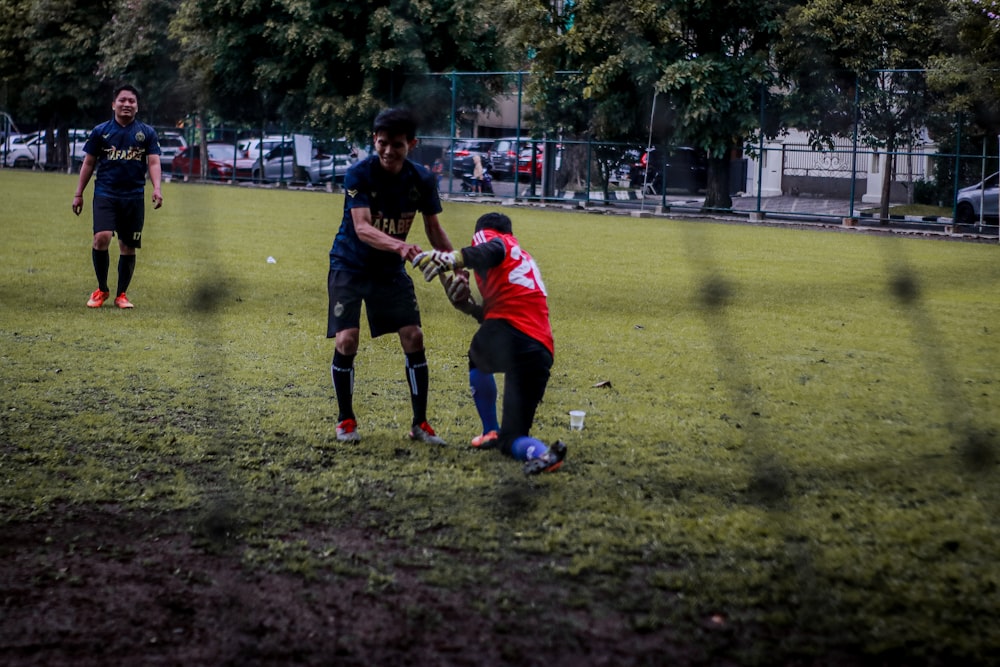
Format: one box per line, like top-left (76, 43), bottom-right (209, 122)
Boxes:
top-left (347, 188), bottom-right (358, 198)
top-left (135, 131), bottom-right (145, 142)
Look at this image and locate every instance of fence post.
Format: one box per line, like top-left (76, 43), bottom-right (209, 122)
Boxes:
top-left (756, 83), bottom-right (765, 215)
top-left (848, 75), bottom-right (860, 220)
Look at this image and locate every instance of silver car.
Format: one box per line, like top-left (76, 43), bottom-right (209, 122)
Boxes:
top-left (955, 172), bottom-right (999, 225)
top-left (246, 141), bottom-right (355, 184)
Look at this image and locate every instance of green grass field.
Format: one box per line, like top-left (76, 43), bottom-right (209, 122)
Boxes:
top-left (2, 169), bottom-right (999, 665)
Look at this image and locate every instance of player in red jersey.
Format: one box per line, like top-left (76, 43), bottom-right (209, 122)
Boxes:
top-left (413, 212), bottom-right (566, 474)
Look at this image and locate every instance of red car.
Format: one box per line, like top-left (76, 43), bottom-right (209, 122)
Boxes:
top-left (171, 143), bottom-right (237, 180)
top-left (518, 144), bottom-right (561, 178)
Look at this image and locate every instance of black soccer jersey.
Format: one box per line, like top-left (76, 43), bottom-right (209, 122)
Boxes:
top-left (83, 119), bottom-right (161, 199)
top-left (330, 155), bottom-right (442, 276)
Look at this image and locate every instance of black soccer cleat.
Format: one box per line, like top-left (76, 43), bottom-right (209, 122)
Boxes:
top-left (523, 440), bottom-right (567, 475)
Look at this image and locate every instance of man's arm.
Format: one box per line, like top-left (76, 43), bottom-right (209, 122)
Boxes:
top-left (422, 212), bottom-right (455, 253)
top-left (413, 237), bottom-right (505, 279)
top-left (351, 207), bottom-right (423, 262)
top-left (147, 154), bottom-right (163, 209)
top-left (72, 154), bottom-right (98, 216)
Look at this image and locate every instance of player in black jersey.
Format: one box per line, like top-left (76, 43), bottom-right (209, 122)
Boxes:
top-left (327, 108), bottom-right (460, 445)
top-left (73, 84), bottom-right (162, 309)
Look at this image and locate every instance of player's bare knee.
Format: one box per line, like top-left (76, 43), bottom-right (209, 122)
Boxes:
top-left (335, 330), bottom-right (360, 355)
top-left (92, 232), bottom-right (113, 250)
top-left (399, 326), bottom-right (424, 353)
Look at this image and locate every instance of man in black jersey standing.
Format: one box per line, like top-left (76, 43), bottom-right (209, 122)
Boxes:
top-left (327, 108), bottom-right (459, 445)
top-left (73, 84), bottom-right (162, 309)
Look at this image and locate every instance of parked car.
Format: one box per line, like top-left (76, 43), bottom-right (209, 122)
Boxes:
top-left (629, 147), bottom-right (708, 194)
top-left (954, 171), bottom-right (999, 225)
top-left (516, 142), bottom-right (562, 180)
top-left (1, 132), bottom-right (30, 164)
top-left (236, 140), bottom-right (355, 184)
top-left (157, 131), bottom-right (187, 169)
top-left (4, 128), bottom-right (89, 169)
top-left (238, 135), bottom-right (288, 161)
top-left (2, 131), bottom-right (31, 151)
top-left (488, 137), bottom-right (528, 179)
top-left (447, 139), bottom-right (494, 177)
top-left (320, 138), bottom-right (364, 183)
top-left (171, 143), bottom-right (236, 180)
top-left (517, 145), bottom-right (547, 178)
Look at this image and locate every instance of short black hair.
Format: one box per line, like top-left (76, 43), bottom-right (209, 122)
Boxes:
top-left (475, 212), bottom-right (513, 235)
top-left (373, 108), bottom-right (417, 141)
top-left (113, 84), bottom-right (140, 102)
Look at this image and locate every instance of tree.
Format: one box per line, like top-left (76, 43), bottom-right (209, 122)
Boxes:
top-left (2, 0), bottom-right (116, 169)
top-left (496, 1), bottom-right (684, 196)
top-left (98, 0), bottom-right (187, 125)
top-left (170, 0), bottom-right (510, 143)
top-left (499, 0), bottom-right (785, 209)
top-left (928, 0), bottom-right (1000, 133)
top-left (776, 0), bottom-right (948, 221)
top-left (0, 0), bottom-right (30, 119)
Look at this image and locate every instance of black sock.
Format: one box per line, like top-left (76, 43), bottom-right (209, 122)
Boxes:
top-left (405, 349), bottom-right (428, 426)
top-left (92, 249), bottom-right (110, 292)
top-left (331, 351), bottom-right (356, 421)
top-left (117, 255), bottom-right (136, 296)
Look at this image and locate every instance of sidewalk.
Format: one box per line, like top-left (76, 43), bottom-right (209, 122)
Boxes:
top-left (665, 194), bottom-right (997, 239)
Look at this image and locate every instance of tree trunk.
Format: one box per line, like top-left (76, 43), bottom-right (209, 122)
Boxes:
top-left (704, 154), bottom-right (732, 210)
top-left (56, 124), bottom-right (70, 173)
top-left (199, 121), bottom-right (209, 181)
top-left (879, 146), bottom-right (894, 224)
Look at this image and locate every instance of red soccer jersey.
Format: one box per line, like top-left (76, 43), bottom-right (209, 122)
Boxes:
top-left (472, 229), bottom-right (554, 355)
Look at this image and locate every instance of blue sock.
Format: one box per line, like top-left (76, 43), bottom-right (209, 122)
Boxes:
top-left (469, 368), bottom-right (499, 434)
top-left (510, 436), bottom-right (547, 462)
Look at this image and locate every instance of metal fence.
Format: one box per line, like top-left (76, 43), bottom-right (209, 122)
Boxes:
top-left (6, 69), bottom-right (996, 231)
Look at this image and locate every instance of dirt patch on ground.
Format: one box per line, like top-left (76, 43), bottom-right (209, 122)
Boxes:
top-left (1, 506), bottom-right (937, 666)
top-left (1, 507), bottom-right (698, 667)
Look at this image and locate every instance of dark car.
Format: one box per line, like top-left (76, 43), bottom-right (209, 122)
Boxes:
top-left (447, 139), bottom-right (494, 177)
top-left (488, 137), bottom-right (529, 180)
top-left (629, 147), bottom-right (708, 194)
top-left (171, 144), bottom-right (236, 181)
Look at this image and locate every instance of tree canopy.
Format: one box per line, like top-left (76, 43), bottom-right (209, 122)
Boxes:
top-left (169, 0), bottom-right (509, 140)
top-left (0, 0), bottom-right (995, 207)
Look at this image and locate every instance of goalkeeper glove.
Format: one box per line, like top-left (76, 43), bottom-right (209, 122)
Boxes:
top-left (441, 273), bottom-right (470, 303)
top-left (412, 250), bottom-right (464, 282)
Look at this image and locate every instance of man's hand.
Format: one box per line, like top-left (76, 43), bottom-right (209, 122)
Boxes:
top-left (72, 195), bottom-right (84, 216)
top-left (412, 250), bottom-right (464, 282)
top-left (440, 272), bottom-right (470, 303)
top-left (152, 190), bottom-right (163, 209)
top-left (440, 273), bottom-right (481, 318)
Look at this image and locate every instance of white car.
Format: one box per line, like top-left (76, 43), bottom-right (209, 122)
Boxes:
top-left (2, 132), bottom-right (38, 164)
top-left (4, 128), bottom-right (89, 169)
top-left (955, 171), bottom-right (999, 225)
top-left (157, 131), bottom-right (187, 169)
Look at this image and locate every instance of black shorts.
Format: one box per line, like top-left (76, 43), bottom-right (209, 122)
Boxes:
top-left (468, 319), bottom-right (553, 375)
top-left (327, 268), bottom-right (422, 338)
top-left (93, 196), bottom-right (144, 248)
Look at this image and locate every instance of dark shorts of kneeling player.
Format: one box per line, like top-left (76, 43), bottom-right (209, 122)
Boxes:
top-left (468, 318), bottom-right (553, 457)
